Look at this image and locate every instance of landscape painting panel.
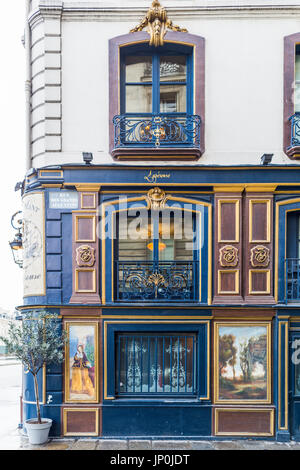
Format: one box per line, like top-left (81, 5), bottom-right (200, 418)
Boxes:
top-left (218, 325), bottom-right (268, 401)
top-left (67, 324), bottom-right (97, 402)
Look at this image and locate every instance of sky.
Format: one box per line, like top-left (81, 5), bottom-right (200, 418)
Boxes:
top-left (0, 1), bottom-right (26, 312)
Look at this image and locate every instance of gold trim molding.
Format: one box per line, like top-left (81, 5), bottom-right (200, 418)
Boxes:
top-left (130, 1), bottom-right (188, 47)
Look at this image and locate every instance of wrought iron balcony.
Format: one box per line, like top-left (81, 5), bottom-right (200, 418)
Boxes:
top-left (289, 113), bottom-right (300, 147)
top-left (116, 260), bottom-right (197, 302)
top-left (112, 113), bottom-right (202, 160)
top-left (287, 113), bottom-right (300, 158)
top-left (285, 258), bottom-right (300, 303)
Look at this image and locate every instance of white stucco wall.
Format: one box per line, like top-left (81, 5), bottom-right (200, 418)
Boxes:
top-left (27, 1), bottom-right (300, 167)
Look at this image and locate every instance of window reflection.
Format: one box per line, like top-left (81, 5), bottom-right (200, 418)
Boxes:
top-left (125, 56), bottom-right (152, 83)
top-left (125, 85), bottom-right (152, 113)
top-left (160, 56), bottom-right (187, 82)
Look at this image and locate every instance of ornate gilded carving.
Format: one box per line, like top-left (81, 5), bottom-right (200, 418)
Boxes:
top-left (130, 1), bottom-right (188, 47)
top-left (250, 245), bottom-right (270, 268)
top-left (146, 187), bottom-right (168, 209)
top-left (76, 245), bottom-right (95, 267)
top-left (219, 245), bottom-right (239, 267)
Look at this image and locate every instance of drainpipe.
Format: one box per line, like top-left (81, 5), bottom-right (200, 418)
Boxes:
top-left (25, 0), bottom-right (31, 171)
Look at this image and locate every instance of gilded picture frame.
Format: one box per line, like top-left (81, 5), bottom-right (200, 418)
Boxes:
top-left (214, 322), bottom-right (271, 404)
top-left (64, 321), bottom-right (99, 403)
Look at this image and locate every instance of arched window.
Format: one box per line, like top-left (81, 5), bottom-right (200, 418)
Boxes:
top-left (120, 43), bottom-right (193, 116)
top-left (109, 31), bottom-right (205, 160)
top-left (286, 211), bottom-right (300, 302)
top-left (116, 209), bottom-right (199, 302)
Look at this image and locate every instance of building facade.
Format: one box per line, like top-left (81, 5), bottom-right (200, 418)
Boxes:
top-left (19, 0), bottom-right (300, 440)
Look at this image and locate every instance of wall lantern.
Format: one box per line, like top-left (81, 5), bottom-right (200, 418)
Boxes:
top-left (9, 211), bottom-right (23, 268)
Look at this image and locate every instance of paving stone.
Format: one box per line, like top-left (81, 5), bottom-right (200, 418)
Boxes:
top-left (32, 441), bottom-right (71, 450)
top-left (212, 441), bottom-right (245, 450)
top-left (152, 440), bottom-right (192, 450)
top-left (96, 439), bottom-right (128, 450)
top-left (263, 442), bottom-right (292, 450)
top-left (128, 440), bottom-right (152, 450)
top-left (190, 441), bottom-right (214, 450)
top-left (69, 440), bottom-right (98, 450)
top-left (234, 440), bottom-right (266, 450)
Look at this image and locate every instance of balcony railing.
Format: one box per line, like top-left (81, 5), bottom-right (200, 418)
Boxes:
top-left (285, 258), bottom-right (300, 303)
top-left (289, 113), bottom-right (300, 147)
top-left (116, 260), bottom-right (197, 302)
top-left (113, 113), bottom-right (201, 149)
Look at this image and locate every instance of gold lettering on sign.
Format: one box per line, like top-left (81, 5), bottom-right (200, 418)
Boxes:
top-left (219, 245), bottom-right (239, 267)
top-left (250, 245), bottom-right (270, 268)
top-left (144, 169), bottom-right (171, 184)
top-left (76, 245), bottom-right (95, 267)
top-left (130, 1), bottom-right (188, 47)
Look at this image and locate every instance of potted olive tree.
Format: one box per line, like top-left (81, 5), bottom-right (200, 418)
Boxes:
top-left (0, 310), bottom-right (67, 444)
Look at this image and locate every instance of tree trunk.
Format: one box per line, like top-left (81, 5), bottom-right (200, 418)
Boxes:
top-left (33, 373), bottom-right (42, 424)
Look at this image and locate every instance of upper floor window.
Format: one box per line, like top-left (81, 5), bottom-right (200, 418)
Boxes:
top-left (284, 34), bottom-right (300, 159)
top-left (121, 44), bottom-right (192, 115)
top-left (295, 46), bottom-right (300, 112)
top-left (109, 32), bottom-right (205, 160)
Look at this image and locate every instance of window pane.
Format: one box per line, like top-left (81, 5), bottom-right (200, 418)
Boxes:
top-left (296, 49), bottom-right (300, 82)
top-left (159, 215), bottom-right (194, 261)
top-left (298, 217), bottom-right (300, 259)
top-left (160, 56), bottom-right (187, 82)
top-left (126, 85), bottom-right (152, 113)
top-left (296, 362), bottom-right (300, 396)
top-left (125, 56), bottom-right (152, 83)
top-left (295, 83), bottom-right (300, 112)
top-left (160, 85), bottom-right (186, 113)
top-left (118, 216), bottom-right (151, 261)
top-left (117, 334), bottom-right (196, 394)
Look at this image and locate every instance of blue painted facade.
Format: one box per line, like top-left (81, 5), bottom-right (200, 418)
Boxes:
top-left (16, 164), bottom-right (300, 440)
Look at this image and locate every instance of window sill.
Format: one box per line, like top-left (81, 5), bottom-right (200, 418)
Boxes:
top-left (111, 147), bottom-right (202, 161)
top-left (286, 145), bottom-right (300, 159)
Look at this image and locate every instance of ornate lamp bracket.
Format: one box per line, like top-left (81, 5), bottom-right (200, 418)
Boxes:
top-left (130, 0), bottom-right (188, 47)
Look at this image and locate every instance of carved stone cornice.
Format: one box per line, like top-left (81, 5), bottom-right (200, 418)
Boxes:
top-left (28, 1), bottom-right (63, 29)
top-left (29, 1), bottom-right (300, 25)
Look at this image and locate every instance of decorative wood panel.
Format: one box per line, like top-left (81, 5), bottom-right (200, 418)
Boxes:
top-left (214, 193), bottom-right (243, 304)
top-left (62, 408), bottom-right (100, 436)
top-left (81, 193), bottom-right (97, 210)
top-left (70, 190), bottom-right (101, 304)
top-left (218, 270), bottom-right (239, 294)
top-left (214, 408), bottom-right (274, 436)
top-left (249, 200), bottom-right (271, 243)
top-left (245, 193), bottom-right (274, 304)
top-left (249, 269), bottom-right (271, 295)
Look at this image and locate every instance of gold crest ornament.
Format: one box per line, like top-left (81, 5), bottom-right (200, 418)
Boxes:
top-left (130, 1), bottom-right (188, 47)
top-left (250, 245), bottom-right (270, 268)
top-left (146, 187), bottom-right (168, 209)
top-left (76, 245), bottom-right (95, 267)
top-left (219, 245), bottom-right (239, 267)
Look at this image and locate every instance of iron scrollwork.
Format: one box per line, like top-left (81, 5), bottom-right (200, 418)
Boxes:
top-left (113, 114), bottom-right (201, 149)
top-left (117, 261), bottom-right (196, 301)
top-left (289, 113), bottom-right (300, 147)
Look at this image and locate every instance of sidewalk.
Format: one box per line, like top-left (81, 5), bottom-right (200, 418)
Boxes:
top-left (3, 428), bottom-right (300, 450)
top-left (0, 356), bottom-right (20, 366)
